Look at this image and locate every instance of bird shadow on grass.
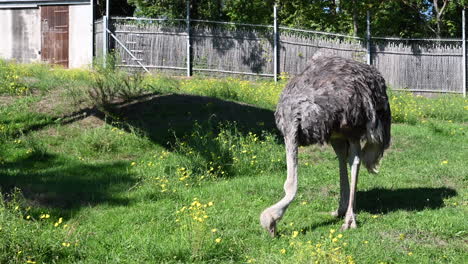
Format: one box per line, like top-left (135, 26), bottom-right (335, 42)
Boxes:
top-left (357, 187), bottom-right (457, 214)
top-left (0, 151), bottom-right (136, 214)
top-left (283, 187), bottom-right (457, 235)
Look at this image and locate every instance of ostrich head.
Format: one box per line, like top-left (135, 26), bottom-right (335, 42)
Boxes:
top-left (260, 207), bottom-right (284, 237)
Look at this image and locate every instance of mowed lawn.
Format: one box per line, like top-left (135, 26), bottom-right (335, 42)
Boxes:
top-left (0, 61), bottom-right (467, 263)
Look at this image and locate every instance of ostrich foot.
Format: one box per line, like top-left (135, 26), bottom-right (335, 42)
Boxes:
top-left (330, 208), bottom-right (347, 218)
top-left (340, 213), bottom-right (357, 231)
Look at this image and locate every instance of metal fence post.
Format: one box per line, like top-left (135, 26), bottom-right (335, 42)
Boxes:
top-left (366, 10), bottom-right (371, 65)
top-left (273, 4), bottom-right (279, 83)
top-left (103, 15), bottom-right (108, 66)
top-left (186, 0), bottom-right (192, 77)
top-left (463, 8), bottom-right (466, 98)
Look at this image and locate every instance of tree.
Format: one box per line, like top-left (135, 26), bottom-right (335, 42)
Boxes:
top-left (95, 0), bottom-right (135, 17)
top-left (123, 0), bottom-right (466, 38)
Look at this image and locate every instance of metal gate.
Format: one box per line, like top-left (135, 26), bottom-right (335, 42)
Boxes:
top-left (41, 5), bottom-right (69, 68)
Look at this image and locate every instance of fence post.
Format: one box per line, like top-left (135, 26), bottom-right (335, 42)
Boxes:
top-left (186, 0), bottom-right (192, 77)
top-left (366, 10), bottom-right (371, 65)
top-left (103, 15), bottom-right (108, 66)
top-left (463, 8), bottom-right (466, 98)
top-left (273, 4), bottom-right (279, 83)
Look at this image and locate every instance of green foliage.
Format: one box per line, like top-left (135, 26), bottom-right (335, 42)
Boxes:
top-left (389, 92), bottom-right (468, 124)
top-left (88, 55), bottom-right (151, 108)
top-left (0, 190), bottom-right (83, 264)
top-left (0, 60), bottom-right (466, 263)
top-left (173, 121), bottom-right (284, 179)
top-left (0, 60), bottom-right (29, 95)
top-left (0, 59), bottom-right (91, 96)
top-left (124, 0), bottom-right (466, 38)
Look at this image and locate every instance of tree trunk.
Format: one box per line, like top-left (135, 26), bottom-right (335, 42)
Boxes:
top-left (352, 0), bottom-right (358, 36)
top-left (433, 0), bottom-right (448, 38)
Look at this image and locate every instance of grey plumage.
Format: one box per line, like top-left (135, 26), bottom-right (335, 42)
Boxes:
top-left (260, 55), bottom-right (391, 236)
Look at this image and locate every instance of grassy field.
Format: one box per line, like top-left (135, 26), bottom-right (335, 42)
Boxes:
top-left (0, 60), bottom-right (467, 263)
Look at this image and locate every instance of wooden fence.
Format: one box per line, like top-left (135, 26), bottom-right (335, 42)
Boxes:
top-left (94, 17), bottom-right (466, 95)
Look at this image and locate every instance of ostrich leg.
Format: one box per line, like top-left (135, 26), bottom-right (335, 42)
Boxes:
top-left (330, 138), bottom-right (350, 218)
top-left (341, 140), bottom-right (361, 230)
top-left (260, 134), bottom-right (298, 237)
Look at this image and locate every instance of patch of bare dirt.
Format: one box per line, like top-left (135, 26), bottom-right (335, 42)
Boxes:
top-left (71, 115), bottom-right (105, 129)
top-left (33, 89), bottom-right (66, 115)
top-left (0, 95), bottom-right (17, 107)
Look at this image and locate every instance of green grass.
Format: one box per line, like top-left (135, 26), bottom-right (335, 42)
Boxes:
top-left (0, 62), bottom-right (467, 263)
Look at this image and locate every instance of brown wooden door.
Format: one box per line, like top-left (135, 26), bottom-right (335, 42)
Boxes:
top-left (41, 5), bottom-right (69, 68)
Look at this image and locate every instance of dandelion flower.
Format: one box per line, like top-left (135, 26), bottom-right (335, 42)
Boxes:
top-left (211, 228), bottom-right (218, 233)
top-left (441, 160), bottom-right (448, 165)
top-left (363, 240), bottom-right (369, 244)
top-left (408, 252), bottom-right (413, 256)
top-left (330, 229), bottom-right (336, 234)
top-left (292, 231), bottom-right (299, 238)
top-left (280, 248), bottom-right (286, 254)
top-left (215, 238), bottom-right (222, 243)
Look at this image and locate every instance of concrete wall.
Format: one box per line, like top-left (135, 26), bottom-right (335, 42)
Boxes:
top-left (0, 8), bottom-right (41, 63)
top-left (69, 4), bottom-right (93, 68)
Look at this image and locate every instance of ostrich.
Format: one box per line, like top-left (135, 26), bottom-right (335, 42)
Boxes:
top-left (260, 55), bottom-right (391, 237)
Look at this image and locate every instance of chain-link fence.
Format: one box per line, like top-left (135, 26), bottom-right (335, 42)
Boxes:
top-left (94, 14), bottom-right (466, 95)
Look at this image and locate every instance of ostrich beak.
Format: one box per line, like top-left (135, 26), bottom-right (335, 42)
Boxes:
top-left (267, 223), bottom-right (276, 237)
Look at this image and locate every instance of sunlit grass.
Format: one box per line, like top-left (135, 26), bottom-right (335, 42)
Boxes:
top-left (0, 61), bottom-right (467, 263)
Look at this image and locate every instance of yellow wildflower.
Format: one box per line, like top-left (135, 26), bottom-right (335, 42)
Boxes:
top-left (215, 238), bottom-right (222, 243)
top-left (292, 231), bottom-right (299, 238)
top-left (62, 242), bottom-right (71, 247)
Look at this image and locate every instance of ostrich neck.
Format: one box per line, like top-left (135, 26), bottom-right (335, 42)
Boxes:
top-left (271, 136), bottom-right (298, 215)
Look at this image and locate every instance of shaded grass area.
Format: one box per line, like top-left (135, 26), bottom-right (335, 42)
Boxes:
top-left (0, 62), bottom-right (467, 263)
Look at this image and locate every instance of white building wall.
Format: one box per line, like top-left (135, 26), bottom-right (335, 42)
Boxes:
top-left (69, 4), bottom-right (93, 68)
top-left (0, 8), bottom-right (41, 63)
